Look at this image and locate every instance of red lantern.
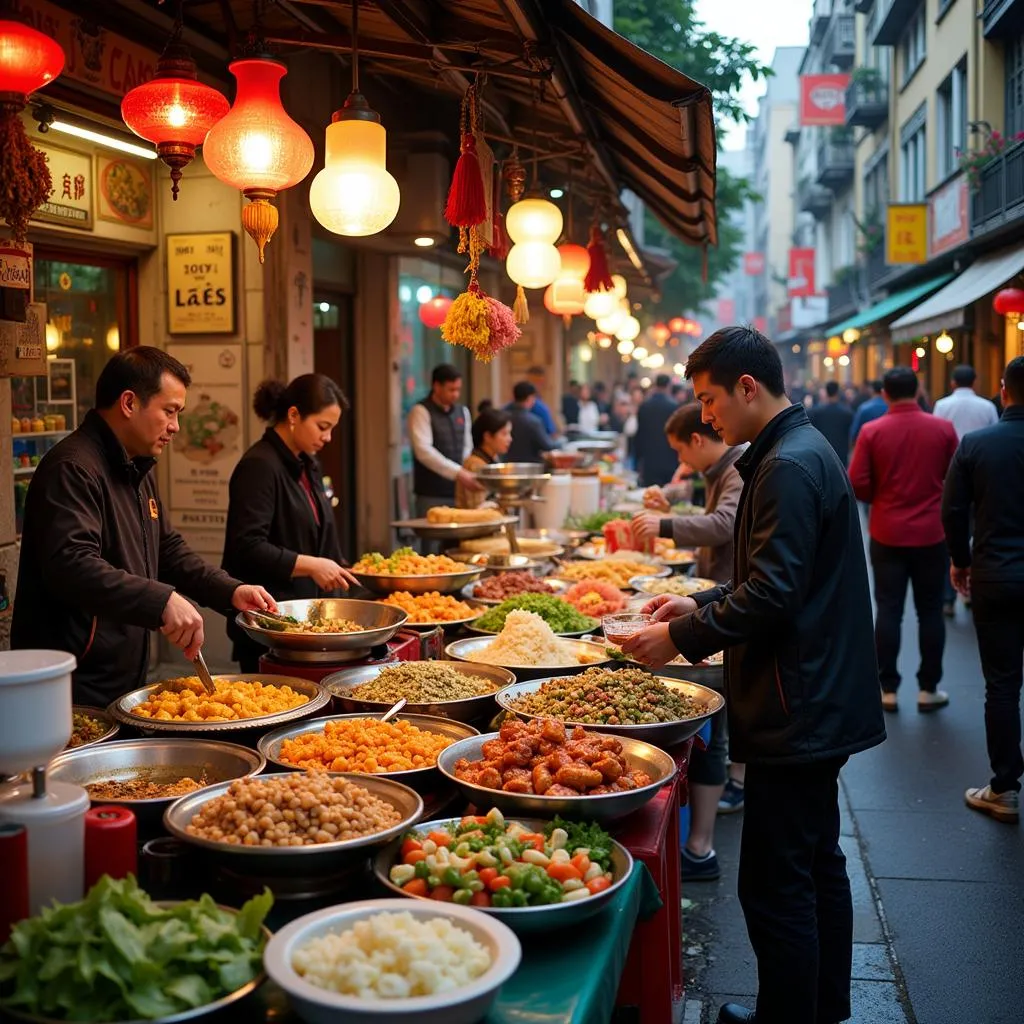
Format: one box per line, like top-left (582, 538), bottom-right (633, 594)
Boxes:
top-left (993, 287), bottom-right (1024, 316)
top-left (419, 295), bottom-right (452, 329)
top-left (0, 19), bottom-right (64, 107)
top-left (652, 322), bottom-right (671, 344)
top-left (668, 316), bottom-right (686, 334)
top-left (121, 44), bottom-right (228, 200)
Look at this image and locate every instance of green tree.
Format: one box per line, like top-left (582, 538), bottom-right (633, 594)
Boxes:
top-left (614, 0), bottom-right (770, 316)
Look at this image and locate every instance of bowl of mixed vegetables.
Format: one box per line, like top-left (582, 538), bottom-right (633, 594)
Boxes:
top-left (374, 808), bottom-right (633, 933)
top-left (465, 593), bottom-right (599, 638)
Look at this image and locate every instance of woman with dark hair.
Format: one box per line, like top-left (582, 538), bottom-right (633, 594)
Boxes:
top-left (455, 407), bottom-right (512, 508)
top-left (223, 374), bottom-right (357, 670)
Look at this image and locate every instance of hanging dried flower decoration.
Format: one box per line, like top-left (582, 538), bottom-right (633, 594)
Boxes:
top-left (0, 110), bottom-right (52, 244)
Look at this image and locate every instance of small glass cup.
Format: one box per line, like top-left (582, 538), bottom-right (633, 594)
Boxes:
top-left (601, 612), bottom-right (653, 646)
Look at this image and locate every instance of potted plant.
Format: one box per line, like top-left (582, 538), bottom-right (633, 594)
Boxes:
top-left (957, 129), bottom-right (1024, 191)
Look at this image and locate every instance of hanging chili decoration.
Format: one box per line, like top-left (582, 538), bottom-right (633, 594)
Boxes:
top-left (0, 116), bottom-right (52, 244)
top-left (584, 222), bottom-right (614, 293)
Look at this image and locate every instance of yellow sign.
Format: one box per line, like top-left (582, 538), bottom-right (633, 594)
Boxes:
top-left (166, 233), bottom-right (236, 335)
top-left (886, 204), bottom-right (927, 265)
top-left (33, 142), bottom-right (93, 230)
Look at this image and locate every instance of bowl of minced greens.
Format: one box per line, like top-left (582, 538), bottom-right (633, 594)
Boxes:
top-left (467, 593), bottom-right (599, 637)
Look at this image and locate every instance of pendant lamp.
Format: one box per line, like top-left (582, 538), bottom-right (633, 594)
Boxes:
top-left (549, 242), bottom-right (589, 315)
top-left (121, 35), bottom-right (229, 199)
top-left (0, 19), bottom-right (64, 108)
top-left (309, 0), bottom-right (399, 236)
top-left (419, 295), bottom-right (452, 329)
top-left (203, 57), bottom-right (314, 262)
top-left (505, 196), bottom-right (562, 290)
top-left (584, 289), bottom-right (619, 321)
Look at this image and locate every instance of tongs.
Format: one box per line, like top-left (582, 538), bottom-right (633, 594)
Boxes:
top-left (192, 650), bottom-right (217, 696)
top-left (246, 608), bottom-right (301, 632)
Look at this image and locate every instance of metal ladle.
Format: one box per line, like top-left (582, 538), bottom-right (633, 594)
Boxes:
top-left (379, 698), bottom-right (407, 722)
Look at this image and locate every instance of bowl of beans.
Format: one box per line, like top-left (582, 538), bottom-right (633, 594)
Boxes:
top-left (257, 714), bottom-right (479, 793)
top-left (163, 772), bottom-right (424, 876)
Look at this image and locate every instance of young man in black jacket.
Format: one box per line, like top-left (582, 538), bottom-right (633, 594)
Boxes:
top-left (943, 356), bottom-right (1024, 825)
top-left (622, 326), bottom-right (885, 1024)
top-left (12, 348), bottom-right (276, 706)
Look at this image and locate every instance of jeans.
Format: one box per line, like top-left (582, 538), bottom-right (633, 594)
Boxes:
top-left (870, 539), bottom-right (947, 693)
top-left (970, 581), bottom-right (1024, 794)
top-left (739, 758), bottom-right (852, 1024)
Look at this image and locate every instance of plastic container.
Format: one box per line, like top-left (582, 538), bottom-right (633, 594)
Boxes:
top-left (569, 474), bottom-right (600, 518)
top-left (0, 650), bottom-right (76, 775)
top-left (529, 473), bottom-right (571, 531)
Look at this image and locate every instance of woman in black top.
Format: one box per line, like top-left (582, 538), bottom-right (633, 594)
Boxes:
top-left (223, 374), bottom-right (358, 670)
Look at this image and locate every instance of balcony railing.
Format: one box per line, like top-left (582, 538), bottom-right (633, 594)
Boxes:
top-left (845, 75), bottom-right (888, 130)
top-left (827, 274), bottom-right (859, 322)
top-left (811, 0), bottom-right (833, 43)
top-left (824, 14), bottom-right (856, 69)
top-left (982, 0), bottom-right (1024, 38)
top-left (797, 177), bottom-right (833, 220)
top-left (817, 139), bottom-right (856, 189)
top-left (864, 239), bottom-right (890, 292)
top-left (971, 139), bottom-right (1024, 236)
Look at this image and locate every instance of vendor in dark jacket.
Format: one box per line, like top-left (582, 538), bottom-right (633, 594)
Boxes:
top-left (223, 375), bottom-right (358, 671)
top-left (11, 348), bottom-right (276, 706)
top-left (621, 326), bottom-right (885, 1024)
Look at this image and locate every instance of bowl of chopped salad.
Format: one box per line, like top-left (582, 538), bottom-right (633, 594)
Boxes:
top-left (374, 807), bottom-right (632, 933)
top-left (465, 593), bottom-right (599, 638)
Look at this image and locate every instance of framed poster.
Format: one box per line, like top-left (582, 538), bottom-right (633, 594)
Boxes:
top-left (32, 142), bottom-right (94, 230)
top-left (166, 232), bottom-right (236, 334)
top-left (97, 154), bottom-right (154, 229)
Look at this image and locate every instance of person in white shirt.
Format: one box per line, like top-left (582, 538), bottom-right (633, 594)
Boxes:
top-left (406, 364), bottom-right (480, 517)
top-left (576, 383), bottom-right (602, 434)
top-left (934, 364), bottom-right (1000, 440)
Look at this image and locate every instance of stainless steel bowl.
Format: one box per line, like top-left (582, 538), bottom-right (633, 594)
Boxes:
top-left (324, 662), bottom-right (513, 725)
top-left (257, 713), bottom-right (479, 793)
top-left (495, 675), bottom-right (725, 748)
top-left (460, 552), bottom-right (542, 575)
top-left (387, 604), bottom-right (487, 633)
top-left (374, 816), bottom-right (634, 934)
top-left (163, 773), bottom-right (424, 876)
top-left (629, 574), bottom-right (720, 597)
top-left (47, 738), bottom-right (265, 828)
top-left (436, 733), bottom-right (676, 821)
top-left (462, 577), bottom-right (569, 606)
top-left (391, 514), bottom-right (518, 541)
top-left (475, 462), bottom-right (551, 500)
top-left (350, 565), bottom-right (484, 596)
top-left (444, 636), bottom-right (612, 682)
top-left (110, 675), bottom-right (330, 734)
top-left (66, 704), bottom-right (120, 751)
top-left (463, 615), bottom-right (600, 640)
top-left (516, 527), bottom-right (590, 549)
top-left (234, 598), bottom-right (407, 659)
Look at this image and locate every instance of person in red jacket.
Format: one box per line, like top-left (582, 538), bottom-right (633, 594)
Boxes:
top-left (848, 367), bottom-right (959, 712)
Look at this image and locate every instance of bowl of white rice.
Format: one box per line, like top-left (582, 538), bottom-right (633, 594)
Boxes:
top-left (263, 899), bottom-right (521, 1024)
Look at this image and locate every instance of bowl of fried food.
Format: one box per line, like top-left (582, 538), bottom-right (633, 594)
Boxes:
top-left (351, 548), bottom-right (484, 596)
top-left (377, 591), bottom-right (484, 631)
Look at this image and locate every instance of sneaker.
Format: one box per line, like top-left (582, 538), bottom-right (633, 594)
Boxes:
top-left (965, 785), bottom-right (1020, 823)
top-left (718, 778), bottom-right (745, 814)
top-left (917, 690), bottom-right (950, 712)
top-left (682, 846), bottom-right (721, 881)
top-left (881, 691), bottom-right (898, 712)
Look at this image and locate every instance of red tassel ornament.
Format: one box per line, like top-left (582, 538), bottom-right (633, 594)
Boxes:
top-left (584, 223), bottom-right (614, 293)
top-left (445, 132), bottom-right (487, 226)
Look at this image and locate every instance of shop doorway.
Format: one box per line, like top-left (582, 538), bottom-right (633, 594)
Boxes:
top-left (313, 295), bottom-right (357, 558)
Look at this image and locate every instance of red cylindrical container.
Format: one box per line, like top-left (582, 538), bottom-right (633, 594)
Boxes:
top-left (84, 806), bottom-right (138, 889)
top-left (0, 822), bottom-right (30, 943)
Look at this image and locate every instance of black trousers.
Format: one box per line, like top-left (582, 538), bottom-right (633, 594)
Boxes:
top-left (739, 757), bottom-right (852, 1024)
top-left (870, 539), bottom-right (947, 693)
top-left (971, 581), bottom-right (1024, 794)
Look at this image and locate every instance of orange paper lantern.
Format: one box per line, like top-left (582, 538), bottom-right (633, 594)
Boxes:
top-left (0, 19), bottom-right (64, 105)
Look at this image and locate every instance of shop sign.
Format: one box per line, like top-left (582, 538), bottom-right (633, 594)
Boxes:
top-left (0, 241), bottom-right (32, 290)
top-left (97, 155), bottom-right (154, 230)
top-left (886, 204), bottom-right (927, 264)
top-left (0, 302), bottom-right (47, 377)
top-left (6, 0), bottom-right (158, 98)
top-left (787, 248), bottom-right (816, 297)
top-left (166, 233), bottom-right (236, 335)
top-left (800, 74), bottom-right (850, 126)
top-left (791, 295), bottom-right (829, 330)
top-left (32, 142), bottom-right (94, 230)
top-left (929, 174), bottom-right (969, 258)
top-left (743, 252), bottom-right (765, 276)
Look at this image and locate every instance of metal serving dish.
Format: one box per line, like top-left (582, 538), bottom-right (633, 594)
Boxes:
top-left (495, 675), bottom-right (725, 749)
top-left (66, 704), bottom-right (120, 750)
top-left (459, 552), bottom-right (542, 575)
top-left (544, 450), bottom-right (593, 471)
top-left (110, 675), bottom-right (330, 735)
top-left (234, 598), bottom-right (408, 660)
top-left (462, 576), bottom-right (569, 606)
top-left (384, 603), bottom-right (488, 633)
top-left (516, 527), bottom-right (590, 550)
top-left (436, 733), bottom-right (676, 821)
top-left (444, 636), bottom-right (612, 682)
top-left (323, 662), bottom-right (513, 725)
top-left (391, 514), bottom-right (518, 541)
top-left (163, 772), bottom-right (424, 876)
top-left (629, 574), bottom-right (721, 598)
top-left (475, 462), bottom-right (551, 500)
top-left (257, 713), bottom-right (479, 793)
top-left (351, 565), bottom-right (484, 596)
top-left (463, 615), bottom-right (600, 640)
top-left (47, 738), bottom-right (265, 829)
top-left (374, 816), bottom-right (634, 934)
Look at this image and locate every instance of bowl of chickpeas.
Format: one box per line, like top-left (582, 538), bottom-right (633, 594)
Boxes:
top-left (163, 771), bottom-right (424, 875)
top-left (257, 714), bottom-right (480, 793)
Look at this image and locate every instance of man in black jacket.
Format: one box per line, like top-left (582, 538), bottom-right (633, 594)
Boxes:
top-left (942, 355), bottom-right (1024, 825)
top-left (807, 380), bottom-right (854, 463)
top-left (622, 327), bottom-right (885, 1024)
top-left (634, 373), bottom-right (679, 485)
top-left (505, 381), bottom-right (557, 463)
top-left (12, 348), bottom-right (275, 706)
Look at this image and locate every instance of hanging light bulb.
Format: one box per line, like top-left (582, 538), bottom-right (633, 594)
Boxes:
top-left (935, 330), bottom-right (954, 354)
top-left (584, 289), bottom-right (619, 321)
top-left (597, 334), bottom-right (613, 349)
top-left (203, 56), bottom-right (314, 262)
top-left (309, 0), bottom-right (400, 237)
top-left (0, 19), bottom-right (64, 107)
top-left (616, 315), bottom-right (641, 342)
top-left (596, 308), bottom-right (625, 335)
top-left (105, 324), bottom-right (120, 352)
top-left (631, 346), bottom-right (649, 362)
top-left (121, 20), bottom-right (229, 199)
top-left (616, 338), bottom-right (634, 355)
top-left (505, 196), bottom-right (562, 290)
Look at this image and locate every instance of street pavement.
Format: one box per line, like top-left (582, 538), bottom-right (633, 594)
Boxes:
top-left (680, 598), bottom-right (1024, 1024)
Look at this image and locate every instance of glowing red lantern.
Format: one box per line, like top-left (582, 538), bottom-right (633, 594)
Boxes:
top-left (0, 19), bottom-right (64, 107)
top-left (652, 322), bottom-right (671, 345)
top-left (548, 243), bottom-right (589, 315)
top-left (993, 287), bottom-right (1024, 316)
top-left (121, 44), bottom-right (229, 200)
top-left (668, 316), bottom-right (686, 334)
top-left (419, 295), bottom-right (452, 329)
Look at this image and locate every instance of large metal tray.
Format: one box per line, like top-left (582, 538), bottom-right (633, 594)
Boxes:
top-left (324, 661), bottom-right (513, 725)
top-left (391, 514), bottom-right (518, 541)
top-left (350, 565), bottom-right (484, 596)
top-left (444, 636), bottom-right (611, 682)
top-left (110, 675), bottom-right (330, 734)
top-left (257, 712), bottom-right (479, 793)
top-left (163, 772), bottom-right (423, 875)
top-left (495, 674), bottom-right (724, 748)
top-left (462, 577), bottom-right (569, 606)
top-left (234, 598), bottom-right (407, 656)
top-left (374, 816), bottom-right (634, 934)
top-left (436, 733), bottom-right (676, 821)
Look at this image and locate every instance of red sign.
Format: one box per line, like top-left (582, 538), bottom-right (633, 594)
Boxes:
top-left (787, 248), bottom-right (816, 298)
top-left (800, 74), bottom-right (850, 126)
top-left (928, 173), bottom-right (969, 258)
top-left (717, 298), bottom-right (736, 323)
top-left (752, 316), bottom-right (768, 334)
top-left (743, 252), bottom-right (765, 276)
